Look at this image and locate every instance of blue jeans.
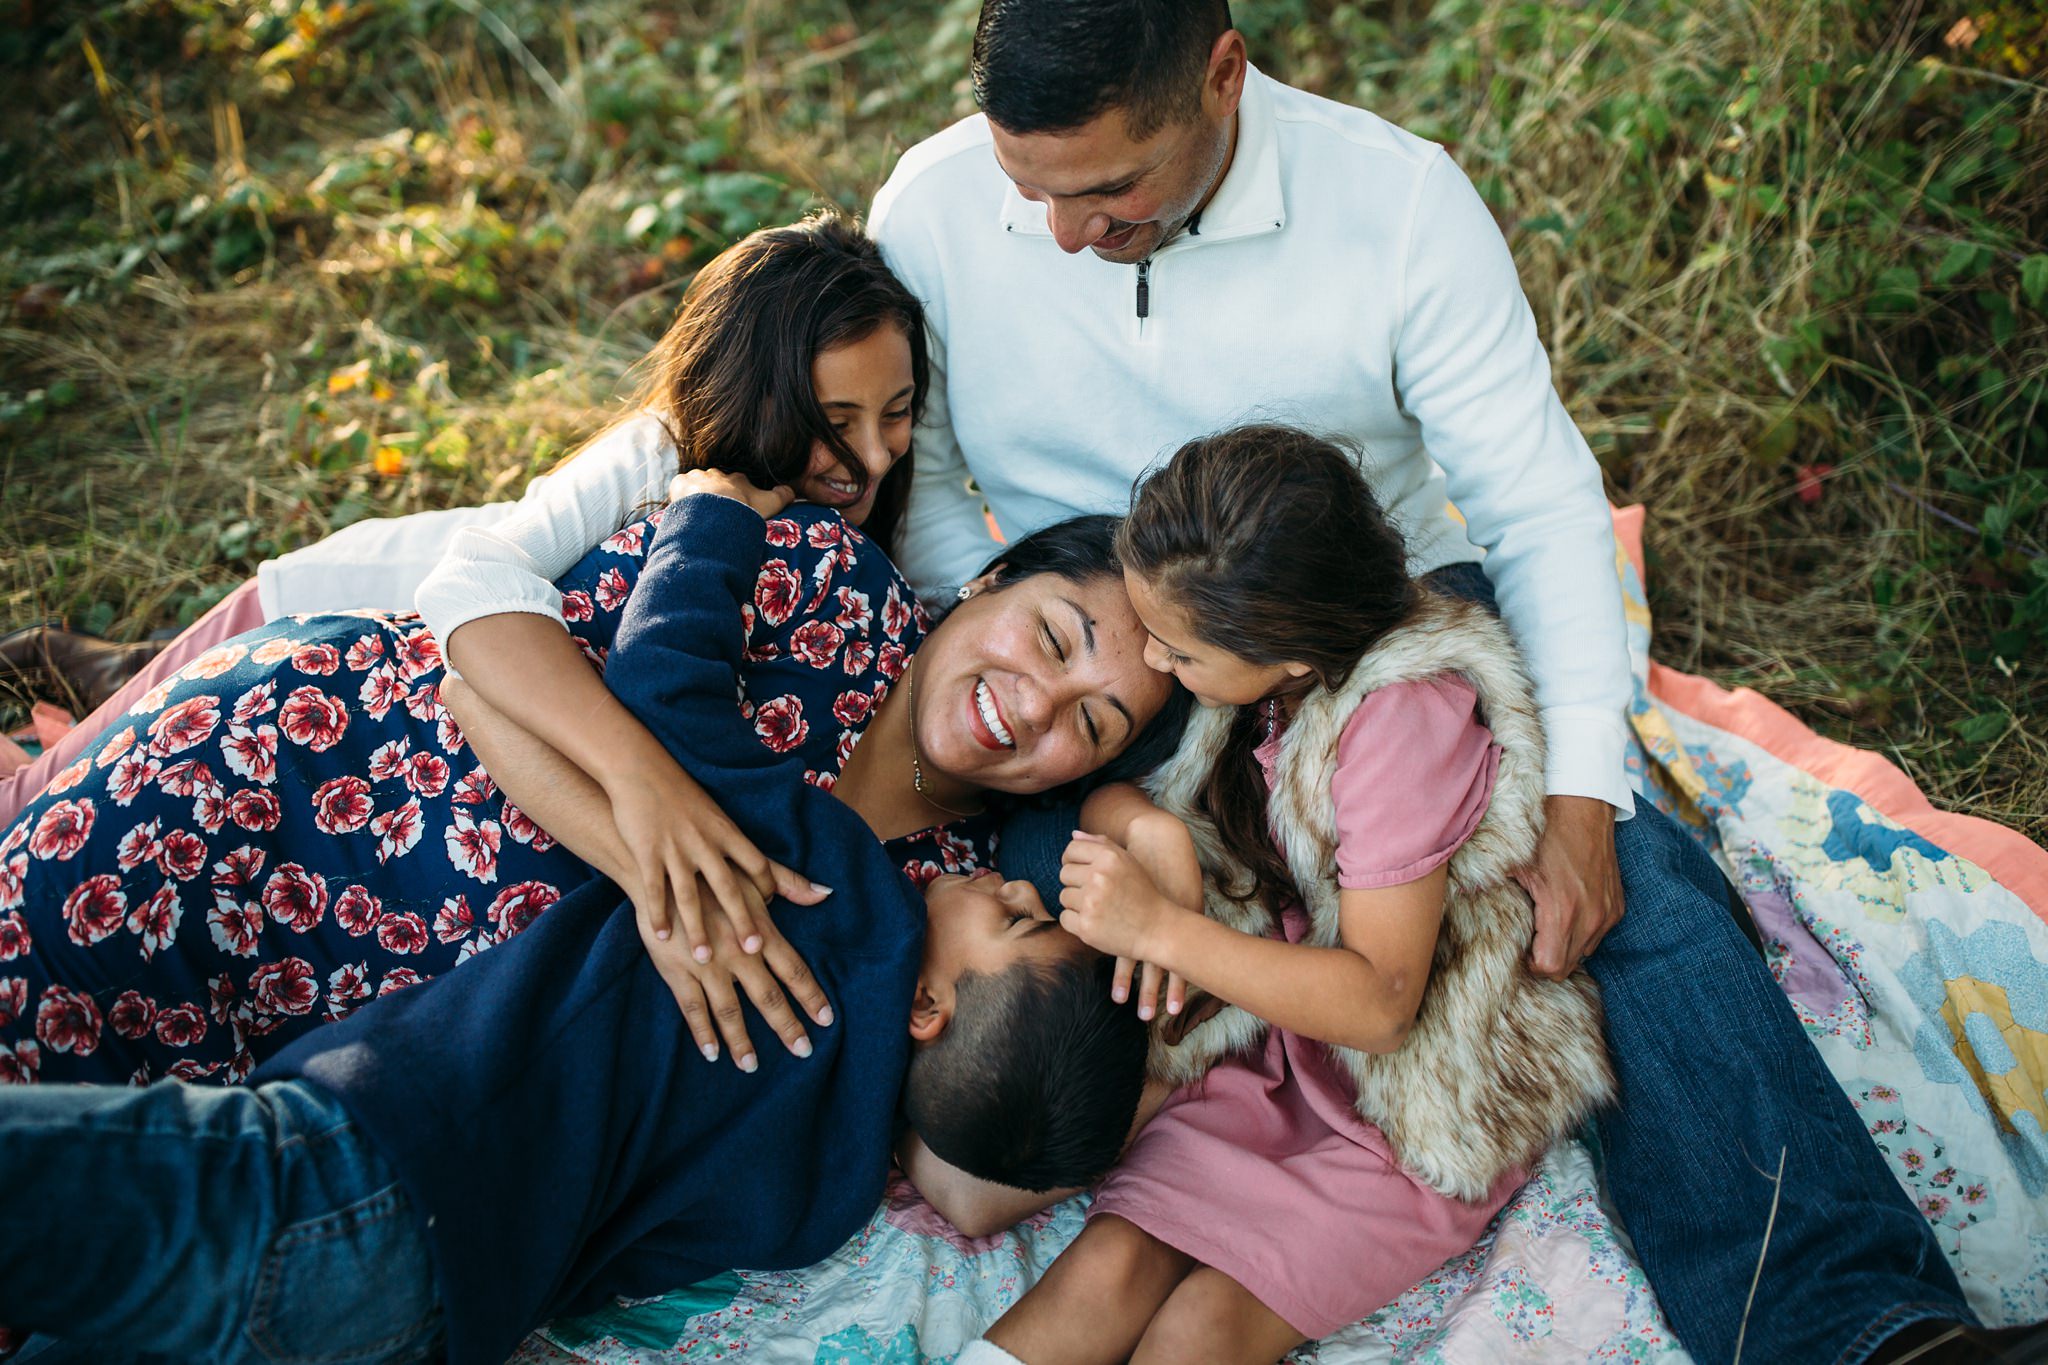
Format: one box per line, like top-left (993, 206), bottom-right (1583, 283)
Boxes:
top-left (1001, 559), bottom-right (1973, 1363)
top-left (0, 1077), bottom-right (441, 1364)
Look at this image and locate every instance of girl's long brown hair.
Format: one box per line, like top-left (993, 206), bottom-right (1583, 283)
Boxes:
top-left (574, 210), bottom-right (929, 551)
top-left (1115, 425), bottom-right (1419, 921)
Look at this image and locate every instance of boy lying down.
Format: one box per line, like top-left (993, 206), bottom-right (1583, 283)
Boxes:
top-left (0, 865), bottom-right (1140, 1365)
top-left (0, 502), bottom-right (1152, 1365)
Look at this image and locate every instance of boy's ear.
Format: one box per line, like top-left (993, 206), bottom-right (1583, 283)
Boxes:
top-left (908, 979), bottom-right (953, 1043)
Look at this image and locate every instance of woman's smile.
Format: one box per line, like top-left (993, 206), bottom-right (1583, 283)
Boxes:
top-left (970, 678), bottom-right (1016, 751)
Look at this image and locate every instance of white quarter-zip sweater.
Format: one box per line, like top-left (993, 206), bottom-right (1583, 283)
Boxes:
top-left (870, 67), bottom-right (1634, 811)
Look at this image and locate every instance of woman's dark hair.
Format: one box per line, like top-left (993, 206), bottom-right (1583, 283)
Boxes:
top-left (972, 0), bottom-right (1234, 138)
top-left (1115, 424), bottom-right (1419, 919)
top-left (588, 210), bottom-right (929, 552)
top-left (966, 513), bottom-right (1195, 793)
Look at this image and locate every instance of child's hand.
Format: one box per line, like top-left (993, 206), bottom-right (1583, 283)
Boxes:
top-left (1115, 810), bottom-right (1202, 1021)
top-left (637, 873), bottom-right (834, 1072)
top-left (1058, 832), bottom-right (1190, 1013)
top-left (668, 468), bottom-right (794, 520)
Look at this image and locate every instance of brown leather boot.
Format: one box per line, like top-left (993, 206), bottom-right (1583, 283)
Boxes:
top-left (0, 624), bottom-right (169, 713)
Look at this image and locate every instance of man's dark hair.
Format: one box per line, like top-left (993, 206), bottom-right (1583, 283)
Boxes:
top-left (971, 0), bottom-right (1234, 138)
top-left (903, 953), bottom-right (1147, 1191)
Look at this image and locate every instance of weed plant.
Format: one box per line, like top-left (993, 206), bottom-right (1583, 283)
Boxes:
top-left (1, 0), bottom-right (2043, 837)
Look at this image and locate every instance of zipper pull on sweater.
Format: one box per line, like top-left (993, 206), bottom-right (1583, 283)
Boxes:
top-left (1136, 259), bottom-right (1151, 319)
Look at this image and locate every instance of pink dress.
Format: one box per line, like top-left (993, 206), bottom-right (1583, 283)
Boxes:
top-left (1090, 675), bottom-right (1523, 1339)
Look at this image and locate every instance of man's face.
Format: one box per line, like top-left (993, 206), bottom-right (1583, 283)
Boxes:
top-left (989, 107), bottom-right (1233, 263)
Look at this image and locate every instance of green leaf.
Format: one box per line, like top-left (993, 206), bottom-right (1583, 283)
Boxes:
top-left (1871, 266), bottom-right (1920, 310)
top-left (2021, 254), bottom-right (2048, 310)
top-left (1952, 712), bottom-right (2009, 746)
top-left (1931, 241), bottom-right (1984, 286)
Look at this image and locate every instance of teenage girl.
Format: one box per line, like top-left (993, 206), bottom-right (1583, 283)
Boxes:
top-left (0, 212), bottom-right (924, 972)
top-left (966, 424), bottom-right (1612, 1364)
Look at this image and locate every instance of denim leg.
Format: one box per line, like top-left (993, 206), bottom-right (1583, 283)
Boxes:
top-left (1592, 796), bottom-right (1971, 1363)
top-left (0, 1078), bottom-right (440, 1365)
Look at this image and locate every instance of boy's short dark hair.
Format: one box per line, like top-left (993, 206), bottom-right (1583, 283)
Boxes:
top-left (971, 0), bottom-right (1235, 138)
top-left (903, 953), bottom-right (1146, 1191)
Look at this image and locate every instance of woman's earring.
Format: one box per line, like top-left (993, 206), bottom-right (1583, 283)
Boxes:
top-left (955, 585), bottom-right (972, 601)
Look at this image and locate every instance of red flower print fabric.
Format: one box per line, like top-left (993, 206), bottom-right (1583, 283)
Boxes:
top-left (0, 504), bottom-right (991, 1089)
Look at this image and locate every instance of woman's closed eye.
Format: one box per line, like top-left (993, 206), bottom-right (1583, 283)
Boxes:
top-left (1041, 619), bottom-right (1103, 746)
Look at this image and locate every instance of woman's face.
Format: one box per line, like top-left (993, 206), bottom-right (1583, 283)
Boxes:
top-left (795, 323), bottom-right (915, 525)
top-left (909, 569), bottom-right (1174, 795)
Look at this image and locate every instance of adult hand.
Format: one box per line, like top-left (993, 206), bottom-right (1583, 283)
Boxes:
top-left (1515, 795), bottom-right (1624, 979)
top-left (668, 468), bottom-right (794, 520)
top-left (605, 748), bottom-right (829, 964)
top-left (638, 873), bottom-right (834, 1071)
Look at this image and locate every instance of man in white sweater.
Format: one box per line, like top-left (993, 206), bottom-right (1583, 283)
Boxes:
top-left (876, 4), bottom-right (1980, 1363)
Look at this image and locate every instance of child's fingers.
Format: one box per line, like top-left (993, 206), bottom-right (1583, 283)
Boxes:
top-left (1110, 955), bottom-right (1136, 1005)
top-left (634, 862), bottom-right (673, 940)
top-left (695, 857), bottom-right (764, 955)
top-left (1135, 961), bottom-right (1164, 1022)
top-left (769, 860), bottom-right (832, 906)
top-left (1165, 972), bottom-right (1188, 1017)
top-left (664, 870), bottom-right (713, 964)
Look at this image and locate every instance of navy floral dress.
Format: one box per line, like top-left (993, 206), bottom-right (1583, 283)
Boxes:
top-left (0, 502), bottom-right (994, 1087)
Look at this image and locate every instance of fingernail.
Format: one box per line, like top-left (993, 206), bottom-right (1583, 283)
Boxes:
top-left (1112, 987), bottom-right (1127, 1003)
top-left (793, 1039), bottom-right (813, 1058)
top-left (743, 935), bottom-right (763, 954)
top-left (818, 1006), bottom-right (834, 1026)
top-left (738, 1054), bottom-right (758, 1073)
top-left (1166, 1000), bottom-right (1181, 1015)
top-left (1138, 1005), bottom-right (1153, 1021)
top-left (694, 946), bottom-right (712, 964)
top-left (810, 882), bottom-right (833, 897)
top-left (656, 928), bottom-right (670, 941)
top-left (701, 1045), bottom-right (718, 1062)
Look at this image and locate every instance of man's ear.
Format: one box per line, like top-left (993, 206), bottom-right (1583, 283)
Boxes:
top-left (908, 979), bottom-right (953, 1043)
top-left (1203, 29), bottom-right (1248, 120)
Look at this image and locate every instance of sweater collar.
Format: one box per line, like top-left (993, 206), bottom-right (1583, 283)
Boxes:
top-left (995, 65), bottom-right (1285, 248)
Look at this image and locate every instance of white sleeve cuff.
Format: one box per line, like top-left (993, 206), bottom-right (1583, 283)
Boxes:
top-left (414, 547), bottom-right (568, 644)
top-left (1538, 705), bottom-right (1636, 818)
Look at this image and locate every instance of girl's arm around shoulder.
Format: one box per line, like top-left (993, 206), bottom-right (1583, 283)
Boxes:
top-left (416, 412), bottom-right (678, 646)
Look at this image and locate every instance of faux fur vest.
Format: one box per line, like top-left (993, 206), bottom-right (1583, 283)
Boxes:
top-left (1141, 594), bottom-right (1615, 1201)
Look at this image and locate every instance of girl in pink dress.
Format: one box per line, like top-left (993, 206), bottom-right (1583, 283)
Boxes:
top-left (971, 425), bottom-right (1612, 1364)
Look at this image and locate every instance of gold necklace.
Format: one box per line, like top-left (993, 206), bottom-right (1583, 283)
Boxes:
top-left (905, 664), bottom-right (985, 820)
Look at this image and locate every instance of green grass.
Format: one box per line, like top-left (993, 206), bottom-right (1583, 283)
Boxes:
top-left (2, 0), bottom-right (2045, 839)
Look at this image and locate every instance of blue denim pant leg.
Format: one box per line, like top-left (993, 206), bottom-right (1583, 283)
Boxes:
top-left (1594, 795), bottom-right (1972, 1362)
top-left (0, 1077), bottom-right (440, 1365)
